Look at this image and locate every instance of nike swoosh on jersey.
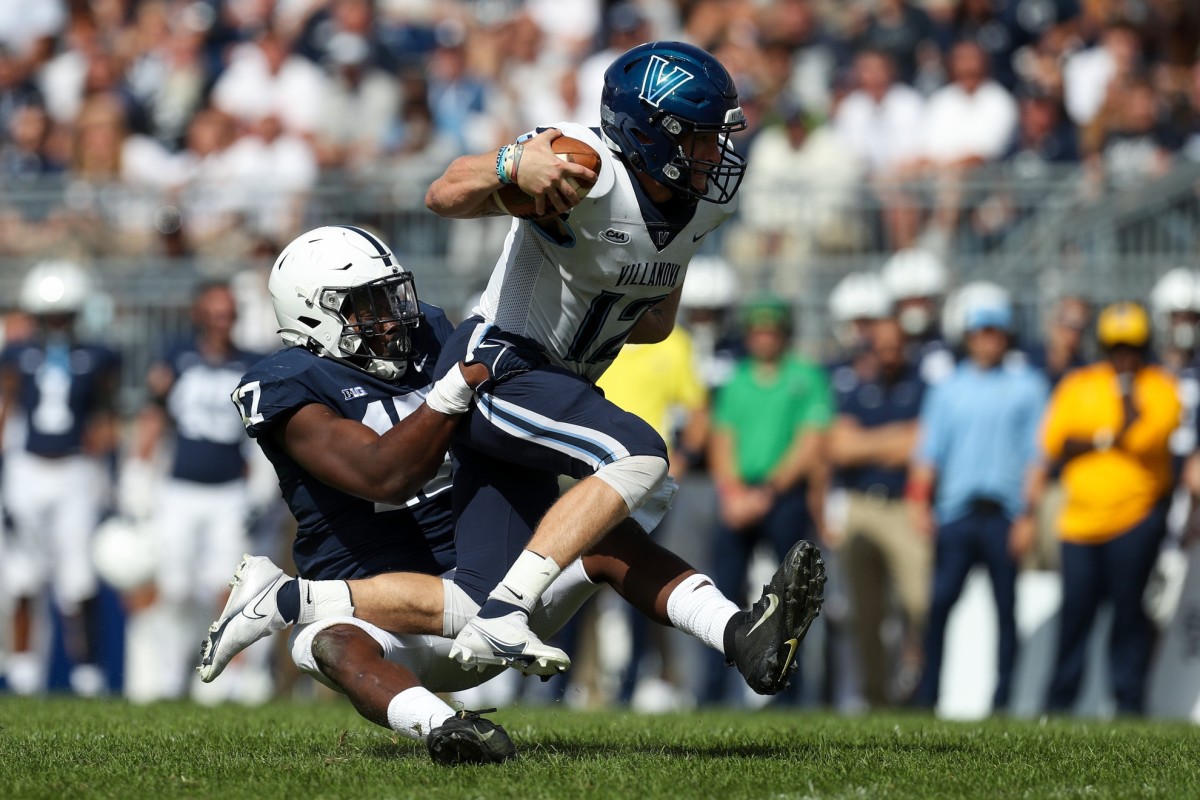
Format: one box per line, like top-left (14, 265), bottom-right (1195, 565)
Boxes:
top-left (692, 226), bottom-right (718, 242)
top-left (746, 593), bottom-right (780, 636)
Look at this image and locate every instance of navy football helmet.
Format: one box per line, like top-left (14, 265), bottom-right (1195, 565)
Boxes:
top-left (601, 41), bottom-right (747, 204)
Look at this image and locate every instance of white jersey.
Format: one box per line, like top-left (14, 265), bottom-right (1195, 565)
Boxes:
top-left (476, 122), bottom-right (738, 383)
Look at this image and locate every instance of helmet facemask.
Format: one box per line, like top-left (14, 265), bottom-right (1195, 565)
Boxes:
top-left (319, 272), bottom-right (424, 380)
top-left (652, 107), bottom-right (747, 204)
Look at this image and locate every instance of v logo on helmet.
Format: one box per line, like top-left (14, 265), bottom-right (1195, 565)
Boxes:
top-left (640, 55), bottom-right (694, 108)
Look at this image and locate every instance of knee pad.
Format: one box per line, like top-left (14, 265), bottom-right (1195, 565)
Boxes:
top-left (441, 578), bottom-right (481, 637)
top-left (593, 454), bottom-right (669, 512)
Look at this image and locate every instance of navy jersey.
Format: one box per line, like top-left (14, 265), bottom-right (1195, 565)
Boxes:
top-left (1, 338), bottom-right (120, 457)
top-left (830, 359), bottom-right (925, 498)
top-left (231, 304), bottom-right (456, 581)
top-left (160, 340), bottom-right (262, 484)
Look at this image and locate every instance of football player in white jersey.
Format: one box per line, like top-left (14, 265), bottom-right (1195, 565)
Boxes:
top-left (423, 41), bottom-right (826, 677)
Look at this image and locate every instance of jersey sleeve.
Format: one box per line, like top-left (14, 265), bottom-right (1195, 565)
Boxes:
top-left (231, 352), bottom-right (324, 439)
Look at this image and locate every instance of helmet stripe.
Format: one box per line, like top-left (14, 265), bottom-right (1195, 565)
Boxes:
top-left (333, 224), bottom-right (393, 266)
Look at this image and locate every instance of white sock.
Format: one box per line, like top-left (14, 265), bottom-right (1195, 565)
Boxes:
top-left (489, 550), bottom-right (561, 614)
top-left (665, 573), bottom-right (739, 656)
top-left (296, 579), bottom-right (355, 625)
top-left (386, 687), bottom-right (455, 741)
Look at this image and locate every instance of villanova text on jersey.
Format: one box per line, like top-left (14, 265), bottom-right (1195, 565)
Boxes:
top-left (614, 262), bottom-right (682, 288)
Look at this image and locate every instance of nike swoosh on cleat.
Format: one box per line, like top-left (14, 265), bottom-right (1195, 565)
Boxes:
top-left (479, 729), bottom-right (496, 741)
top-left (777, 638), bottom-right (799, 684)
top-left (746, 593), bottom-right (780, 637)
top-left (478, 630), bottom-right (530, 656)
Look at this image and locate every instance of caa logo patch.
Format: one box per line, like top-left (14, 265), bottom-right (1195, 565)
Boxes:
top-left (342, 386), bottom-right (368, 400)
top-left (601, 228), bottom-right (631, 245)
top-left (640, 55), bottom-right (694, 108)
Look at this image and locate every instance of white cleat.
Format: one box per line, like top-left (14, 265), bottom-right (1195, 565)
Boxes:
top-left (197, 554), bottom-right (288, 683)
top-left (449, 611), bottom-right (571, 678)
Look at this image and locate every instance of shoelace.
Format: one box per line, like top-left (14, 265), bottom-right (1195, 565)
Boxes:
top-left (454, 707), bottom-right (498, 721)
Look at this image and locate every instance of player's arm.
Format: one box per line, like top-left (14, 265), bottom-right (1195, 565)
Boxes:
top-left (118, 363), bottom-right (174, 519)
top-left (424, 128), bottom-right (596, 219)
top-left (828, 415), bottom-right (917, 468)
top-left (275, 362), bottom-right (493, 505)
top-left (626, 286), bottom-right (682, 345)
top-left (82, 361), bottom-right (121, 457)
top-left (129, 363), bottom-right (174, 460)
top-left (0, 363), bottom-right (18, 448)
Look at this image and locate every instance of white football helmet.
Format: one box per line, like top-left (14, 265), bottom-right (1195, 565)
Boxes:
top-left (880, 249), bottom-right (948, 301)
top-left (942, 280), bottom-right (1011, 345)
top-left (680, 256), bottom-right (738, 310)
top-left (829, 272), bottom-right (892, 323)
top-left (1149, 268), bottom-right (1200, 351)
top-left (881, 249), bottom-right (948, 336)
top-left (828, 271), bottom-right (892, 350)
top-left (20, 259), bottom-right (91, 315)
top-left (269, 225), bottom-right (423, 381)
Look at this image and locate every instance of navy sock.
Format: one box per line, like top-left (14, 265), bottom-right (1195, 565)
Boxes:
top-left (276, 580), bottom-right (300, 624)
top-left (477, 597), bottom-right (526, 620)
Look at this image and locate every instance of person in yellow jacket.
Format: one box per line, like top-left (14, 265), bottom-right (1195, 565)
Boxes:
top-left (1041, 302), bottom-right (1181, 714)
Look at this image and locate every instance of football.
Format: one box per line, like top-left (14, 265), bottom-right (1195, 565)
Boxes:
top-left (493, 136), bottom-right (602, 218)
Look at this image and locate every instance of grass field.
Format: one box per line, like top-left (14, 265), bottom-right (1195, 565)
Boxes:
top-left (2, 697), bottom-right (1198, 800)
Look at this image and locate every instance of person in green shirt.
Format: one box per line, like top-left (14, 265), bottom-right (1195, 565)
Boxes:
top-left (702, 294), bottom-right (832, 705)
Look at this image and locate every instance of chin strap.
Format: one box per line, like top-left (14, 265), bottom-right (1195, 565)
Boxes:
top-left (366, 358), bottom-right (406, 381)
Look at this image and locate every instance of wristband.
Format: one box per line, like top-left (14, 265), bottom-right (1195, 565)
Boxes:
top-left (510, 143), bottom-right (524, 185)
top-left (905, 480), bottom-right (932, 504)
top-left (496, 144), bottom-right (513, 185)
top-left (425, 365), bottom-right (475, 415)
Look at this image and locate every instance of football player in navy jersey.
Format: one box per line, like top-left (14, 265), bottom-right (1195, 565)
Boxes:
top-left (119, 282), bottom-right (267, 702)
top-left (200, 225), bottom-right (824, 765)
top-left (423, 41), bottom-right (827, 678)
top-left (1, 260), bottom-right (120, 696)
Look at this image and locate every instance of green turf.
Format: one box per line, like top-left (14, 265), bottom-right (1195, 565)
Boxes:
top-left (1, 697), bottom-right (1197, 799)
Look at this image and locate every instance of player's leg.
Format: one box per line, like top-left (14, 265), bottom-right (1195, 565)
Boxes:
top-left (52, 457), bottom-right (106, 696)
top-left (444, 357), bottom-right (669, 673)
top-left (3, 453), bottom-right (55, 693)
top-left (446, 445), bottom-right (573, 674)
top-left (198, 557), bottom-right (444, 682)
top-left (292, 618), bottom-right (514, 765)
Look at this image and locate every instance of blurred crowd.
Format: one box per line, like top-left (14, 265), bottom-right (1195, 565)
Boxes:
top-left (2, 247), bottom-right (1198, 722)
top-left (3, 0), bottom-right (1200, 718)
top-left (1, 0), bottom-right (1200, 265)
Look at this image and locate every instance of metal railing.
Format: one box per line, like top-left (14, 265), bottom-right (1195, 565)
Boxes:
top-left (0, 162), bottom-right (1196, 406)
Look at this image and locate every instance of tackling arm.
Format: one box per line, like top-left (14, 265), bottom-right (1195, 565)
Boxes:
top-left (276, 362), bottom-right (491, 505)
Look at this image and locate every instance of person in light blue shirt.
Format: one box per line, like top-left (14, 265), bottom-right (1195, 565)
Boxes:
top-left (906, 294), bottom-right (1049, 712)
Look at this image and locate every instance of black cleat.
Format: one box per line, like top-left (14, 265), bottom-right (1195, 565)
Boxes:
top-left (426, 709), bottom-right (517, 765)
top-left (725, 539), bottom-right (826, 695)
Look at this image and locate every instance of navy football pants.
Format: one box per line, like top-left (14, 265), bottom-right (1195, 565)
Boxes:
top-left (434, 318), bottom-right (668, 603)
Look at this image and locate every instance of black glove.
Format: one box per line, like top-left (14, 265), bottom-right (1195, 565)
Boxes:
top-left (465, 329), bottom-right (548, 392)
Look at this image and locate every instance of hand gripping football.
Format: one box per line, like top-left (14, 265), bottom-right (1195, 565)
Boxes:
top-left (493, 136), bottom-right (602, 218)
